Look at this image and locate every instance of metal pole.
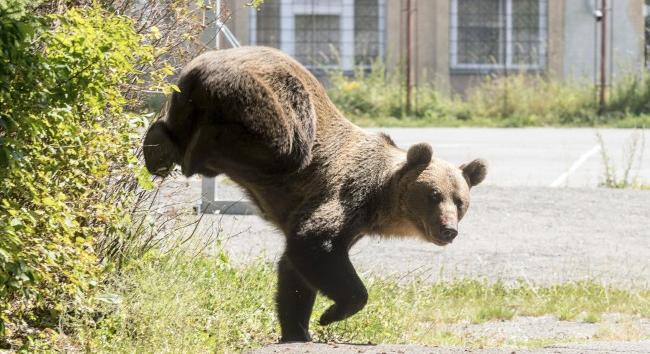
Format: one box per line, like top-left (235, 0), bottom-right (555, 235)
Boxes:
top-left (215, 0), bottom-right (222, 49)
top-left (200, 0), bottom-right (220, 214)
top-left (198, 2), bottom-right (254, 215)
top-left (201, 176), bottom-right (216, 212)
top-left (503, 0), bottom-right (508, 118)
top-left (598, 0), bottom-right (607, 115)
top-left (405, 0), bottom-right (414, 114)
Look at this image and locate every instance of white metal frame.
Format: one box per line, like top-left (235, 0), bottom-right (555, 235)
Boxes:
top-left (249, 0), bottom-right (386, 71)
top-left (450, 0), bottom-right (547, 71)
top-left (198, 0), bottom-right (253, 215)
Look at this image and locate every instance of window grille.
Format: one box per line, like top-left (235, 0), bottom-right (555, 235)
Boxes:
top-left (295, 14), bottom-right (341, 66)
top-left (450, 0), bottom-right (547, 71)
top-left (253, 1), bottom-right (281, 48)
top-left (249, 0), bottom-right (385, 71)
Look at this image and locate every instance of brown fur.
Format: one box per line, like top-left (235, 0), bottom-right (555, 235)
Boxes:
top-left (143, 47), bottom-right (488, 342)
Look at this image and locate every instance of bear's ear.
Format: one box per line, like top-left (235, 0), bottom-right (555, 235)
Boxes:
top-left (143, 121), bottom-right (180, 177)
top-left (406, 143), bottom-right (433, 167)
top-left (460, 159), bottom-right (488, 187)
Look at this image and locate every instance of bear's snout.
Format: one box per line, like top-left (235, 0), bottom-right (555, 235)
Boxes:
top-left (440, 225), bottom-right (458, 242)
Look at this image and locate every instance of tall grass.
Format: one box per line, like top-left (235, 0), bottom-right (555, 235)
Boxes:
top-left (607, 74), bottom-right (650, 116)
top-left (328, 60), bottom-right (459, 120)
top-left (463, 74), bottom-right (596, 126)
top-left (328, 63), bottom-right (650, 128)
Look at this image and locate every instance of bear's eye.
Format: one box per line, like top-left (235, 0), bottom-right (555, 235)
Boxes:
top-left (428, 192), bottom-right (441, 204)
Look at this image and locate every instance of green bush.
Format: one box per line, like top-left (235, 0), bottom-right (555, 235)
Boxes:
top-left (462, 74), bottom-right (597, 126)
top-left (607, 74), bottom-right (650, 116)
top-left (328, 64), bottom-right (650, 127)
top-left (0, 2), bottom-right (157, 346)
top-left (328, 61), bottom-right (451, 120)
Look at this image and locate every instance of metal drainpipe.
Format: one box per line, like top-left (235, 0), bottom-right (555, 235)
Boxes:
top-left (598, 0), bottom-right (607, 115)
top-left (406, 0), bottom-right (415, 115)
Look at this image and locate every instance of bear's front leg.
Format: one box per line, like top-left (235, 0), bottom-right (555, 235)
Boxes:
top-left (285, 236), bottom-right (368, 327)
top-left (277, 253), bottom-right (316, 342)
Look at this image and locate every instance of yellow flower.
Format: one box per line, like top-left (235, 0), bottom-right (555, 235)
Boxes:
top-left (342, 81), bottom-right (361, 93)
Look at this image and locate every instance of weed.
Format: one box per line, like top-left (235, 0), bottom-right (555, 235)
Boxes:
top-left (597, 130), bottom-right (648, 189)
top-left (583, 312), bottom-right (601, 324)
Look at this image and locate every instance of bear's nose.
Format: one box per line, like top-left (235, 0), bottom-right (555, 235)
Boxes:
top-left (440, 226), bottom-right (458, 241)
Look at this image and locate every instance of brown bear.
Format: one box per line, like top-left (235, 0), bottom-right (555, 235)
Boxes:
top-left (143, 46), bottom-right (487, 342)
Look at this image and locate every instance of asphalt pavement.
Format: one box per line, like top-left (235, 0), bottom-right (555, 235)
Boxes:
top-left (155, 127), bottom-right (650, 353)
top-left (157, 128), bottom-right (650, 285)
top-left (180, 184), bottom-right (649, 286)
top-left (365, 128), bottom-right (650, 188)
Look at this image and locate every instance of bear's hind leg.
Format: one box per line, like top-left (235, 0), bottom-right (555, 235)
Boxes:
top-left (277, 253), bottom-right (316, 342)
top-left (286, 239), bottom-right (368, 327)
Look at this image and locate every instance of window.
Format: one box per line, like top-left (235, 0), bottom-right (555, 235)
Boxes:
top-left (450, 0), bottom-right (547, 71)
top-left (295, 14), bottom-right (341, 66)
top-left (253, 1), bottom-right (281, 48)
top-left (354, 0), bottom-right (382, 66)
top-left (250, 0), bottom-right (385, 71)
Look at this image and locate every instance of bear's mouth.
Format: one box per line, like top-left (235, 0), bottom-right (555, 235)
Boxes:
top-left (420, 221), bottom-right (452, 246)
top-left (430, 236), bottom-right (452, 246)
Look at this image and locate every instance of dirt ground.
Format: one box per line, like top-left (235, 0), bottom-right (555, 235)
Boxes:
top-left (247, 340), bottom-right (650, 354)
top-left (249, 314), bottom-right (650, 353)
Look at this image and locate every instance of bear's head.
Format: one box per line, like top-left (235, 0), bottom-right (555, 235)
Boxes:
top-left (393, 142), bottom-right (487, 246)
top-left (143, 120), bottom-right (223, 178)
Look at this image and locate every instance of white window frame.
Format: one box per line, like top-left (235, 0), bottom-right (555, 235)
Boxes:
top-left (450, 0), bottom-right (547, 71)
top-left (249, 0), bottom-right (385, 71)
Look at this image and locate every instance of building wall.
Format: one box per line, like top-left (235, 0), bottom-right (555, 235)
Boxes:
top-left (563, 0), bottom-right (644, 84)
top-left (547, 0), bottom-right (565, 79)
top-left (384, 0), bottom-right (401, 73)
top-left (386, 0), bottom-right (560, 95)
top-left (225, 0), bottom-right (250, 46)
top-left (223, 0), bottom-right (644, 94)
top-left (384, 0), bottom-right (450, 91)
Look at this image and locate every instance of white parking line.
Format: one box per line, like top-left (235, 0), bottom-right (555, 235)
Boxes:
top-left (549, 145), bottom-right (602, 187)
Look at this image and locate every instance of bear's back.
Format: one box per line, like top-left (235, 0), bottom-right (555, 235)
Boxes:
top-left (175, 46), bottom-right (346, 137)
top-left (164, 47), bottom-right (351, 174)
